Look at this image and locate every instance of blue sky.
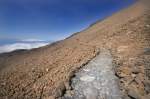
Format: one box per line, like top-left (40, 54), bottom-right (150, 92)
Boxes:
top-left (0, 0), bottom-right (136, 42)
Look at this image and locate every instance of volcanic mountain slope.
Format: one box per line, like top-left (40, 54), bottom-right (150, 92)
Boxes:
top-left (0, 1), bottom-right (150, 99)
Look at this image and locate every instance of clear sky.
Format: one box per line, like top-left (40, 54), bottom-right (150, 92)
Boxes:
top-left (0, 0), bottom-right (136, 42)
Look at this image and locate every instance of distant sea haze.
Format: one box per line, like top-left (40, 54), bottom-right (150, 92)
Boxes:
top-left (0, 39), bottom-right (50, 53)
top-left (0, 0), bottom-right (137, 53)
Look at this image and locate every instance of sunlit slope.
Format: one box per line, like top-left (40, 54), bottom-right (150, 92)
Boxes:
top-left (0, 2), bottom-right (149, 99)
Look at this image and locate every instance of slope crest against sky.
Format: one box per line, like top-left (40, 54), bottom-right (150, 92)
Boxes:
top-left (0, 0), bottom-right (136, 41)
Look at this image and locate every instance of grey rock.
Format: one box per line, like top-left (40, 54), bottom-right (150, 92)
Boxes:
top-left (144, 80), bottom-right (150, 93)
top-left (123, 96), bottom-right (131, 99)
top-left (63, 49), bottom-right (122, 99)
top-left (144, 48), bottom-right (150, 55)
top-left (146, 24), bottom-right (150, 28)
top-left (135, 77), bottom-right (142, 85)
top-left (128, 89), bottom-right (141, 99)
top-left (122, 94), bottom-right (131, 99)
top-left (55, 83), bottom-right (66, 98)
top-left (142, 94), bottom-right (150, 99)
top-left (64, 82), bottom-right (71, 90)
top-left (65, 90), bottom-right (74, 97)
top-left (132, 67), bottom-right (140, 74)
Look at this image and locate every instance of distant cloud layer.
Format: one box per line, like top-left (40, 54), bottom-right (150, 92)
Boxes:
top-left (0, 42), bottom-right (49, 53)
top-left (21, 39), bottom-right (45, 42)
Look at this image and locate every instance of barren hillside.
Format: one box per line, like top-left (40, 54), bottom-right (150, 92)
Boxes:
top-left (0, 1), bottom-right (150, 99)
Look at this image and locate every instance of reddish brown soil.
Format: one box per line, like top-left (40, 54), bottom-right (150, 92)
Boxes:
top-left (0, 2), bottom-right (150, 99)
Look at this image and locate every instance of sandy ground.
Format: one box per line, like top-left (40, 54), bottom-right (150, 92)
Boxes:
top-left (0, 1), bottom-right (150, 99)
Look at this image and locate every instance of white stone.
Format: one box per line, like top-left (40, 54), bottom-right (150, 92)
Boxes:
top-left (117, 46), bottom-right (128, 52)
top-left (80, 75), bottom-right (95, 82)
top-left (83, 69), bottom-right (90, 72)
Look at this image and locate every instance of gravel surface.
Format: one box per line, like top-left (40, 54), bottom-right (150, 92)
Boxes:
top-left (64, 49), bottom-right (122, 99)
top-left (0, 2), bottom-right (149, 98)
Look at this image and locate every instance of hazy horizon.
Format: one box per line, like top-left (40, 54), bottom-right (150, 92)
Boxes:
top-left (0, 0), bottom-right (136, 53)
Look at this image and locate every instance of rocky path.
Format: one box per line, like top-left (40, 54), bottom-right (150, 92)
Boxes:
top-left (64, 49), bottom-right (122, 99)
top-left (0, 2), bottom-right (149, 99)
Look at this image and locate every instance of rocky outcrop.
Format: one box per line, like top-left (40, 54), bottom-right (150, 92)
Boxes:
top-left (63, 49), bottom-right (122, 99)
